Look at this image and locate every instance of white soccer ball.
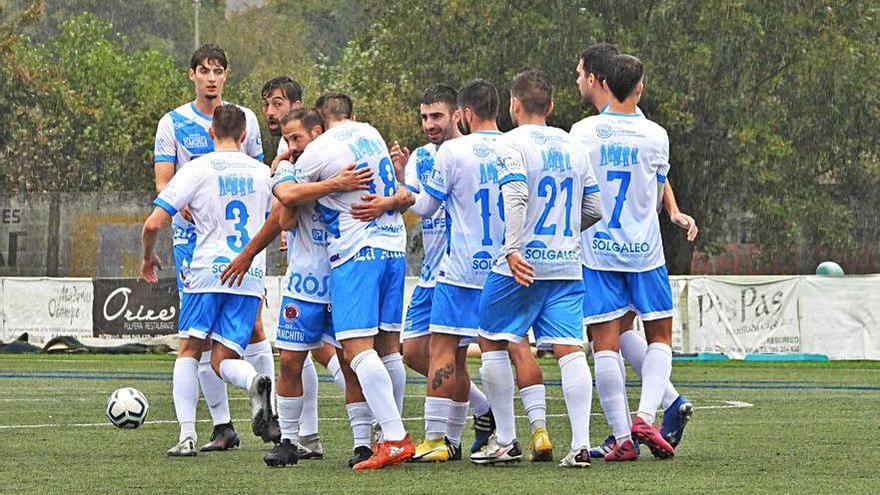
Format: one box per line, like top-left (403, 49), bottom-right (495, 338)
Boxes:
top-left (106, 387), bottom-right (149, 429)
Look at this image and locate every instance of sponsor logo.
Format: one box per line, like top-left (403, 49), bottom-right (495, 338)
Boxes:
top-left (183, 135), bottom-right (208, 149)
top-left (218, 175), bottom-right (256, 197)
top-left (102, 287), bottom-right (176, 323)
top-left (282, 302), bottom-right (300, 322)
top-left (421, 216), bottom-right (446, 232)
top-left (211, 256), bottom-right (264, 278)
top-left (334, 128), bottom-right (355, 141)
top-left (540, 148), bottom-right (572, 173)
top-left (472, 250), bottom-right (494, 272)
top-left (599, 143), bottom-right (640, 167)
top-left (522, 240), bottom-right (579, 263)
top-left (287, 272), bottom-right (330, 297)
top-left (479, 161), bottom-right (500, 185)
top-left (591, 231), bottom-right (651, 257)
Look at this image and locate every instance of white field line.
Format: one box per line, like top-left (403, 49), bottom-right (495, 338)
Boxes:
top-left (0, 400), bottom-right (752, 430)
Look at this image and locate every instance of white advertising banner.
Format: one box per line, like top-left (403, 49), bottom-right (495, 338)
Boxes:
top-left (687, 276), bottom-right (801, 358)
top-left (799, 275), bottom-right (880, 360)
top-left (1, 278), bottom-right (93, 340)
top-left (261, 276), bottom-right (282, 342)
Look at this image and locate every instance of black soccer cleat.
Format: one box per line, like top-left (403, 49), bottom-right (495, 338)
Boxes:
top-left (348, 445), bottom-right (373, 468)
top-left (262, 415), bottom-right (282, 444)
top-left (264, 439), bottom-right (299, 467)
top-left (200, 422), bottom-right (241, 452)
top-left (447, 438), bottom-right (462, 461)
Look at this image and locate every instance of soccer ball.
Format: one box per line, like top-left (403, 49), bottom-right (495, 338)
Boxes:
top-left (106, 387), bottom-right (149, 429)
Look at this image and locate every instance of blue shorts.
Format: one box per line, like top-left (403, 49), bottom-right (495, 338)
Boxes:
top-left (403, 286), bottom-right (433, 340)
top-left (330, 247), bottom-right (406, 341)
top-left (479, 272), bottom-right (585, 347)
top-left (582, 265), bottom-right (674, 324)
top-left (179, 292), bottom-right (262, 356)
top-left (430, 282), bottom-right (480, 345)
top-left (173, 240), bottom-right (196, 330)
top-left (276, 296), bottom-right (339, 352)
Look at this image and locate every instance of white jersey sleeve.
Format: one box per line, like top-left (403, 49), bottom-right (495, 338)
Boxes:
top-left (155, 165), bottom-right (199, 214)
top-left (407, 144), bottom-right (446, 287)
top-left (154, 114), bottom-right (177, 165)
top-left (242, 108), bottom-right (264, 161)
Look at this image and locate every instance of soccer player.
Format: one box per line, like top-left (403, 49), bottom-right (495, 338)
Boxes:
top-left (473, 70), bottom-right (602, 467)
top-left (576, 54), bottom-right (678, 461)
top-left (573, 43), bottom-right (695, 455)
top-left (274, 92), bottom-right (416, 470)
top-left (398, 84), bottom-right (496, 457)
top-left (153, 44), bottom-right (272, 452)
top-left (143, 104), bottom-right (274, 457)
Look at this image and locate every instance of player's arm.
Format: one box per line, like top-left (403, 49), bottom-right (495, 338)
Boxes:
top-left (220, 200), bottom-right (284, 287)
top-left (580, 190), bottom-right (603, 231)
top-left (154, 163), bottom-right (175, 193)
top-left (500, 179), bottom-right (535, 288)
top-left (408, 189), bottom-right (442, 217)
top-left (662, 180), bottom-right (698, 242)
top-left (351, 185), bottom-right (415, 221)
top-left (273, 163), bottom-right (373, 207)
top-left (141, 207), bottom-right (172, 283)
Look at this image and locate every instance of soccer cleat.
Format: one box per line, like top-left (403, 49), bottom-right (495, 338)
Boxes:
top-left (447, 438), bottom-right (462, 461)
top-left (353, 434), bottom-right (416, 470)
top-left (603, 438), bottom-right (638, 462)
top-left (263, 439), bottom-right (299, 467)
top-left (200, 423), bottom-right (240, 452)
top-left (631, 416), bottom-right (675, 459)
top-left (471, 410), bottom-right (496, 453)
top-left (528, 427), bottom-right (554, 462)
top-left (297, 433), bottom-right (324, 460)
top-left (262, 415), bottom-right (282, 444)
top-left (661, 395), bottom-right (694, 448)
top-left (348, 446), bottom-right (373, 468)
top-left (167, 437), bottom-right (197, 457)
top-left (589, 435), bottom-right (616, 458)
top-left (470, 435), bottom-right (523, 465)
top-left (559, 449), bottom-right (592, 468)
top-left (248, 374), bottom-right (272, 439)
top-left (412, 437), bottom-right (449, 463)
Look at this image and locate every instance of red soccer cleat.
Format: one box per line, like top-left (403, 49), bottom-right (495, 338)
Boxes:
top-left (631, 416), bottom-right (675, 459)
top-left (603, 438), bottom-right (638, 462)
top-left (353, 433), bottom-right (415, 470)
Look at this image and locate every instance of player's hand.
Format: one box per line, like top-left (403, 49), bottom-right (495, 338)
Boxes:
top-left (180, 207), bottom-right (194, 223)
top-left (271, 148), bottom-right (295, 175)
top-left (220, 252), bottom-right (255, 288)
top-left (351, 194), bottom-right (393, 222)
top-left (506, 251), bottom-right (535, 288)
top-left (331, 163), bottom-right (373, 192)
top-left (670, 211), bottom-right (698, 242)
top-left (141, 254), bottom-right (163, 284)
top-left (389, 140), bottom-right (410, 181)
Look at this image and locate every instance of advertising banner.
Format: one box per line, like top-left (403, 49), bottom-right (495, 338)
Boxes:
top-left (2, 278), bottom-right (93, 339)
top-left (93, 278), bottom-right (178, 338)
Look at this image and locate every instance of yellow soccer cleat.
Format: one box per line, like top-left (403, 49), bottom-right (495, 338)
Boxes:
top-left (529, 427), bottom-right (554, 462)
top-left (412, 437), bottom-right (450, 463)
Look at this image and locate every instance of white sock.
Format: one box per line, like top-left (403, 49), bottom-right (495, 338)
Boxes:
top-left (277, 395), bottom-right (303, 443)
top-left (616, 352), bottom-right (633, 430)
top-left (424, 396), bottom-right (451, 441)
top-left (480, 350), bottom-right (516, 445)
top-left (350, 349), bottom-right (406, 441)
top-left (173, 357), bottom-right (199, 442)
top-left (198, 351), bottom-right (230, 426)
top-left (218, 359), bottom-right (259, 391)
top-left (559, 352), bottom-right (592, 451)
top-left (520, 384), bottom-right (547, 432)
top-left (300, 355), bottom-right (319, 437)
top-left (447, 401), bottom-right (469, 447)
top-left (469, 382), bottom-right (491, 417)
top-left (637, 343), bottom-right (673, 424)
top-left (244, 339), bottom-right (275, 407)
top-left (594, 350), bottom-right (631, 442)
top-left (620, 331), bottom-right (680, 411)
top-left (381, 352), bottom-right (406, 414)
top-left (345, 402), bottom-right (372, 449)
top-left (326, 353), bottom-right (347, 392)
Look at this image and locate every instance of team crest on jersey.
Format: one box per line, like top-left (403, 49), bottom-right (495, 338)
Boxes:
top-left (334, 128), bottom-right (356, 141)
top-left (472, 143), bottom-right (491, 158)
top-left (210, 159), bottom-right (228, 171)
top-left (596, 124), bottom-right (613, 139)
top-left (282, 302), bottom-right (300, 322)
top-left (530, 130), bottom-right (548, 145)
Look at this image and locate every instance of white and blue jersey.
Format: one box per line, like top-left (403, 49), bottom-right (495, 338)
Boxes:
top-left (405, 144), bottom-right (447, 288)
top-left (154, 150), bottom-right (273, 298)
top-left (291, 121), bottom-right (406, 267)
top-left (570, 111), bottom-right (669, 272)
top-left (422, 132), bottom-right (506, 289)
top-left (492, 125), bottom-right (599, 281)
top-left (154, 101), bottom-right (264, 247)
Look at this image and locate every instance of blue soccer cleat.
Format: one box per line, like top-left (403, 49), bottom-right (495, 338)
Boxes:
top-left (590, 434), bottom-right (640, 458)
top-left (661, 395), bottom-right (694, 448)
top-left (470, 410), bottom-right (495, 453)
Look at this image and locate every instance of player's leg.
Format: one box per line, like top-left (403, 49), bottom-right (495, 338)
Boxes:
top-left (312, 341), bottom-right (346, 392)
top-left (244, 304), bottom-right (280, 443)
top-left (168, 319), bottom-right (204, 457)
top-left (509, 338), bottom-right (552, 462)
top-left (208, 294), bottom-right (273, 440)
top-left (374, 250), bottom-right (408, 415)
top-left (339, 348), bottom-right (373, 467)
top-left (264, 349), bottom-right (307, 467)
top-left (628, 266), bottom-right (677, 458)
top-left (447, 344), bottom-right (472, 460)
top-left (402, 285), bottom-right (434, 377)
top-left (375, 330), bottom-right (405, 414)
top-left (297, 354), bottom-right (323, 458)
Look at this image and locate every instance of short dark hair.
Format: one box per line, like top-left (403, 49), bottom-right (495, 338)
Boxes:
top-left (261, 76), bottom-right (303, 103)
top-left (579, 42), bottom-right (620, 83)
top-left (420, 84), bottom-right (458, 112)
top-left (457, 79), bottom-right (499, 120)
top-left (607, 54), bottom-right (644, 102)
top-left (212, 104), bottom-right (246, 140)
top-left (190, 43), bottom-right (228, 70)
top-left (280, 107), bottom-right (325, 132)
top-left (510, 69), bottom-right (553, 116)
top-left (314, 92), bottom-right (353, 120)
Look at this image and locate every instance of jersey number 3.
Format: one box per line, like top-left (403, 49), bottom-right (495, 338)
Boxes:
top-left (225, 200), bottom-right (251, 252)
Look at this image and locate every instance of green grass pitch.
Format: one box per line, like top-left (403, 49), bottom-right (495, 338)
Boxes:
top-left (1, 355), bottom-right (878, 494)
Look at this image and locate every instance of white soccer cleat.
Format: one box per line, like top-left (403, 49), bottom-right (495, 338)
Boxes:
top-left (469, 434), bottom-right (523, 465)
top-left (167, 437), bottom-right (197, 457)
top-left (559, 448), bottom-right (592, 468)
